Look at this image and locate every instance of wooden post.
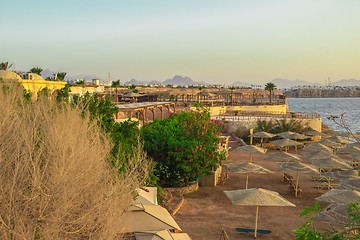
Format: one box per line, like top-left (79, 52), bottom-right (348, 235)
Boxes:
top-left (245, 173), bottom-right (249, 189)
top-left (295, 173), bottom-right (299, 197)
top-left (142, 109), bottom-right (146, 125)
top-left (254, 206), bottom-right (259, 238)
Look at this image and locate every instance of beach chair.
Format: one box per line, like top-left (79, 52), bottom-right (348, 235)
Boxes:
top-left (312, 176), bottom-right (333, 182)
top-left (236, 228), bottom-right (272, 235)
top-left (315, 182), bottom-right (338, 189)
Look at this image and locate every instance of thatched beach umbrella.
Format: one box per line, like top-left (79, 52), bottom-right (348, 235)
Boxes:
top-left (264, 152), bottom-right (302, 162)
top-left (315, 189), bottom-right (360, 204)
top-left (270, 138), bottom-right (303, 152)
top-left (276, 131), bottom-right (295, 139)
top-left (313, 204), bottom-right (350, 225)
top-left (316, 139), bottom-right (343, 148)
top-left (233, 145), bottom-right (267, 162)
top-left (224, 188), bottom-right (295, 238)
top-left (287, 133), bottom-right (309, 140)
top-left (134, 187), bottom-right (158, 205)
top-left (301, 150), bottom-right (335, 160)
top-left (326, 136), bottom-right (349, 144)
top-left (311, 157), bottom-right (352, 171)
top-left (337, 146), bottom-right (360, 154)
top-left (277, 162), bottom-right (319, 197)
top-left (304, 130), bottom-right (326, 137)
top-left (249, 131), bottom-right (275, 147)
top-left (323, 130), bottom-right (340, 136)
top-left (301, 143), bottom-right (333, 153)
top-left (224, 162), bottom-right (273, 189)
top-left (323, 170), bottom-right (360, 181)
top-left (337, 178), bottom-right (360, 191)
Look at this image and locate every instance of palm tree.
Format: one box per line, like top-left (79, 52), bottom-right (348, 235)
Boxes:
top-left (112, 80), bottom-right (121, 102)
top-left (198, 86), bottom-right (203, 102)
top-left (229, 86), bottom-right (235, 106)
top-left (274, 118), bottom-right (304, 133)
top-left (265, 82), bottom-right (276, 104)
top-left (129, 84), bottom-right (138, 93)
top-left (54, 72), bottom-right (67, 81)
top-left (28, 67), bottom-right (43, 75)
top-left (256, 119), bottom-right (275, 133)
top-left (0, 62), bottom-right (13, 70)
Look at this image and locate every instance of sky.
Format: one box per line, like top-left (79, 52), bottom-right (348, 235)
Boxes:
top-left (1, 0), bottom-right (360, 84)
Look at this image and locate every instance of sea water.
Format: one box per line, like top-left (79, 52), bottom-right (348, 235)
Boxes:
top-left (286, 98), bottom-right (360, 133)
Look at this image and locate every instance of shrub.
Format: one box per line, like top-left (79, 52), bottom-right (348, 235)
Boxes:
top-left (142, 109), bottom-right (226, 187)
top-left (0, 84), bottom-right (149, 239)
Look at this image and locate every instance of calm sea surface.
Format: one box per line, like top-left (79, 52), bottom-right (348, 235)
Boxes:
top-left (286, 98), bottom-right (360, 133)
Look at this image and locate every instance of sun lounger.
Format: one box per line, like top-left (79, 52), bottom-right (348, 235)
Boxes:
top-left (282, 173), bottom-right (293, 183)
top-left (312, 176), bottom-right (333, 182)
top-left (315, 182), bottom-right (338, 189)
top-left (236, 228), bottom-right (272, 234)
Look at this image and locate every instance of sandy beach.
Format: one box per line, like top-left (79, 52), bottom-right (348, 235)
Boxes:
top-left (173, 144), bottom-right (346, 239)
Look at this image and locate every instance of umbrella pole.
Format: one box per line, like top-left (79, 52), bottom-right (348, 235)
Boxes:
top-left (328, 177), bottom-right (331, 190)
top-left (250, 153), bottom-right (252, 163)
top-left (295, 173), bottom-right (299, 197)
top-left (254, 206), bottom-right (259, 238)
top-left (245, 173), bottom-right (249, 189)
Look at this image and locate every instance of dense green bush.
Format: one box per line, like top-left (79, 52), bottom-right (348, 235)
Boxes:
top-left (142, 109), bottom-right (226, 187)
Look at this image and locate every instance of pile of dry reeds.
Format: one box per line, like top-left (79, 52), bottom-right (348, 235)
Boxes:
top-left (0, 84), bottom-right (149, 239)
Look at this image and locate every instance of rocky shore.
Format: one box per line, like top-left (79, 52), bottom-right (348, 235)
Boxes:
top-left (284, 89), bottom-right (360, 98)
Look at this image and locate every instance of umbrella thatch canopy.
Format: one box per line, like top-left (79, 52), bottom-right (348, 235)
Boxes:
top-left (301, 143), bottom-right (333, 152)
top-left (323, 130), bottom-right (340, 136)
top-left (276, 131), bottom-right (296, 139)
top-left (270, 139), bottom-right (303, 152)
top-left (224, 162), bottom-right (273, 189)
top-left (337, 178), bottom-right (360, 191)
top-left (316, 139), bottom-right (343, 148)
top-left (134, 230), bottom-right (191, 240)
top-left (348, 153), bottom-right (360, 160)
top-left (134, 187), bottom-right (158, 205)
top-left (315, 189), bottom-right (360, 204)
top-left (313, 204), bottom-right (350, 225)
top-left (224, 188), bottom-right (295, 237)
top-left (323, 170), bottom-right (360, 180)
top-left (347, 142), bottom-right (360, 148)
top-left (277, 162), bottom-right (319, 196)
top-left (123, 204), bottom-right (181, 233)
top-left (311, 157), bottom-right (352, 170)
top-left (326, 136), bottom-right (349, 144)
top-left (287, 133), bottom-right (309, 140)
top-left (301, 150), bottom-right (335, 160)
top-left (337, 146), bottom-right (360, 154)
top-left (264, 152), bottom-right (302, 162)
top-left (233, 145), bottom-right (267, 162)
top-left (304, 130), bottom-right (326, 137)
top-left (249, 131), bottom-right (275, 139)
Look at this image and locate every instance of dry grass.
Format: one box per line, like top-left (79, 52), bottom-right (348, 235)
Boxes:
top-left (0, 85), bottom-right (149, 239)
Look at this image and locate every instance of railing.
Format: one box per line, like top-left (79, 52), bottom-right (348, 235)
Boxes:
top-left (212, 111), bottom-right (320, 121)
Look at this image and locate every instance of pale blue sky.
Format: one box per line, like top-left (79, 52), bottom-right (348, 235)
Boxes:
top-left (1, 0), bottom-right (359, 84)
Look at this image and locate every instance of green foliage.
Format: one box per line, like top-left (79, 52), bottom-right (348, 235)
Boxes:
top-left (0, 62), bottom-right (13, 70)
top-left (294, 201), bottom-right (360, 239)
top-left (141, 109), bottom-right (226, 187)
top-left (23, 87), bottom-right (32, 101)
top-left (112, 80), bottom-right (121, 88)
top-left (255, 119), bottom-right (275, 132)
top-left (265, 82), bottom-right (276, 104)
top-left (37, 87), bottom-right (50, 98)
top-left (55, 72), bottom-right (67, 81)
top-left (28, 67), bottom-right (43, 75)
top-left (76, 80), bottom-right (85, 84)
top-left (55, 84), bottom-right (71, 103)
top-left (274, 118), bottom-right (304, 133)
top-left (129, 85), bottom-right (138, 93)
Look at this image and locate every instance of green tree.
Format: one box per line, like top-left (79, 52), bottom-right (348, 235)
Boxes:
top-left (274, 118), bottom-right (304, 133)
top-left (55, 72), bottom-right (67, 81)
top-left (255, 119), bottom-right (275, 132)
top-left (265, 82), bottom-right (276, 104)
top-left (294, 200), bottom-right (360, 239)
top-left (28, 67), bottom-right (43, 75)
top-left (142, 109), bottom-right (226, 187)
top-left (0, 62), bottom-right (13, 70)
top-left (55, 84), bottom-right (71, 103)
top-left (129, 84), bottom-right (138, 93)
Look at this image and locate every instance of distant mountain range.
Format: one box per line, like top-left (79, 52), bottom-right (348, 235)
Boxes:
top-left (37, 70), bottom-right (360, 88)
